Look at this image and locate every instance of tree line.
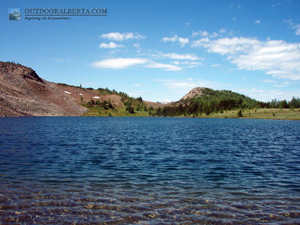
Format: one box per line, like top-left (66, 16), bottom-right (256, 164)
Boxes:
top-left (155, 95), bottom-right (300, 117)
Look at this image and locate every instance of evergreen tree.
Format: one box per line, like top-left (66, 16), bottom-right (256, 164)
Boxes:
top-left (156, 107), bottom-right (162, 116)
top-left (136, 97), bottom-right (143, 102)
top-left (205, 107), bottom-right (211, 115)
top-left (279, 100), bottom-right (288, 108)
top-left (237, 109), bottom-right (243, 117)
top-left (127, 106), bottom-right (135, 114)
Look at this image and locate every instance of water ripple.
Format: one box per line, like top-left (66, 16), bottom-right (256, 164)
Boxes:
top-left (0, 117), bottom-right (299, 224)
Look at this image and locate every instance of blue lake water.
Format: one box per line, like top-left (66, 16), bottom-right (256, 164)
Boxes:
top-left (0, 117), bottom-right (300, 224)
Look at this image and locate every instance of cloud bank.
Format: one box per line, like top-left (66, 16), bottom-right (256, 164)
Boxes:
top-left (91, 58), bottom-right (148, 69)
top-left (162, 35), bottom-right (189, 47)
top-left (92, 58), bottom-right (181, 71)
top-left (192, 37), bottom-right (300, 80)
top-left (99, 42), bottom-right (124, 49)
top-left (101, 32), bottom-right (146, 41)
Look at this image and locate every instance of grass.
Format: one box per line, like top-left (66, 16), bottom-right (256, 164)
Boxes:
top-left (82, 105), bottom-right (153, 117)
top-left (198, 108), bottom-right (300, 120)
top-left (82, 106), bottom-right (300, 120)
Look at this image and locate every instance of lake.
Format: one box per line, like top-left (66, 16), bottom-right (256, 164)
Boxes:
top-left (0, 117), bottom-right (299, 224)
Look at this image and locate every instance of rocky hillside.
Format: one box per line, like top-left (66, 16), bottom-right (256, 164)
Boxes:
top-left (180, 87), bottom-right (206, 100)
top-left (0, 62), bottom-right (87, 117)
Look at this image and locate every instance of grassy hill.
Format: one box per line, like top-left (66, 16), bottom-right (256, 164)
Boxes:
top-left (153, 87), bottom-right (300, 119)
top-left (179, 87), bottom-right (262, 109)
top-left (55, 83), bottom-right (162, 117)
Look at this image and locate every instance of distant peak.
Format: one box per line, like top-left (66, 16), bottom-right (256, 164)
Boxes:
top-left (180, 87), bottom-right (206, 100)
top-left (0, 61), bottom-right (44, 83)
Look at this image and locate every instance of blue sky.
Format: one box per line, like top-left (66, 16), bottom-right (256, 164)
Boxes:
top-left (1, 0), bottom-right (300, 102)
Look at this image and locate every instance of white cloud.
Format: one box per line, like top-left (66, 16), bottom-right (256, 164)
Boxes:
top-left (92, 58), bottom-right (182, 71)
top-left (133, 84), bottom-right (142, 87)
top-left (210, 32), bottom-right (218, 38)
top-left (133, 43), bottom-right (141, 48)
top-left (284, 20), bottom-right (300, 36)
top-left (49, 58), bottom-right (65, 62)
top-left (163, 79), bottom-right (197, 94)
top-left (145, 62), bottom-right (182, 71)
top-left (165, 81), bottom-right (196, 89)
top-left (162, 53), bottom-right (199, 60)
top-left (91, 58), bottom-right (148, 69)
top-left (162, 35), bottom-right (189, 47)
top-left (255, 20), bottom-right (261, 24)
top-left (211, 64), bottom-right (221, 67)
top-left (171, 61), bottom-right (203, 68)
top-left (183, 61), bottom-right (203, 68)
top-left (157, 78), bottom-right (218, 95)
top-left (151, 52), bottom-right (200, 61)
top-left (219, 28), bottom-right (227, 33)
top-left (192, 37), bottom-right (300, 80)
top-left (234, 88), bottom-right (292, 102)
top-left (263, 79), bottom-right (290, 87)
top-left (193, 31), bottom-right (220, 38)
top-left (274, 81), bottom-right (290, 87)
top-left (200, 31), bottom-right (209, 37)
top-left (99, 42), bottom-right (124, 49)
top-left (274, 84), bottom-right (285, 87)
top-left (292, 24), bottom-right (300, 35)
top-left (162, 35), bottom-right (178, 42)
top-left (101, 32), bottom-right (145, 41)
top-left (178, 37), bottom-right (189, 47)
top-left (233, 40), bottom-right (300, 80)
top-left (192, 37), bottom-right (260, 54)
top-left (192, 31), bottom-right (209, 37)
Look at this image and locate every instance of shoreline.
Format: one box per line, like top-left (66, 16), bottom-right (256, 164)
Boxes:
top-left (81, 107), bottom-right (300, 121)
top-left (2, 108), bottom-right (299, 120)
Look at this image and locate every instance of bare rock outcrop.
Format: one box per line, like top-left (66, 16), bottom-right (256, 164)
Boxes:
top-left (0, 62), bottom-right (88, 117)
top-left (180, 87), bottom-right (206, 101)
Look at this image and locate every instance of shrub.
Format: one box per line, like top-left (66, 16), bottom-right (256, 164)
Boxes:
top-left (205, 108), bottom-right (211, 115)
top-left (237, 109), bottom-right (243, 117)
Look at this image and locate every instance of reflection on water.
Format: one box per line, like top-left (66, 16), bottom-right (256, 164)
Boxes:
top-left (0, 117), bottom-right (299, 224)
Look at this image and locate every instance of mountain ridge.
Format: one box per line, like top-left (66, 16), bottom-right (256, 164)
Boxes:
top-left (0, 61), bottom-right (162, 117)
top-left (0, 61), bottom-right (87, 117)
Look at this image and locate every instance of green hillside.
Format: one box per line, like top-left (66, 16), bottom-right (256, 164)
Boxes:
top-left (155, 87), bottom-right (299, 117)
top-left (180, 87), bottom-right (261, 108)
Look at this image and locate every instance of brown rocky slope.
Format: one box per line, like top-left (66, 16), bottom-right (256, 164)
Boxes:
top-left (0, 61), bottom-right (88, 117)
top-left (180, 87), bottom-right (206, 101)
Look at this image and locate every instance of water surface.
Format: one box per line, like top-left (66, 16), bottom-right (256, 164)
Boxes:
top-left (0, 117), bottom-right (299, 224)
